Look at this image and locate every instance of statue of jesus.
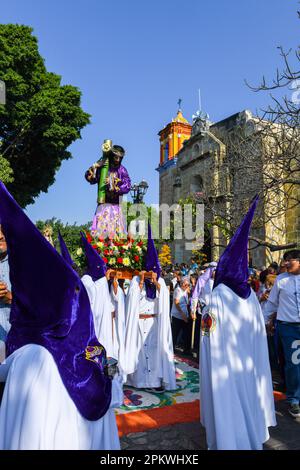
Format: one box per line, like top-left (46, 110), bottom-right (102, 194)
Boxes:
top-left (85, 141), bottom-right (131, 238)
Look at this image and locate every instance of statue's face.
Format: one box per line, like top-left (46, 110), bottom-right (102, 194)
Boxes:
top-left (111, 155), bottom-right (122, 168)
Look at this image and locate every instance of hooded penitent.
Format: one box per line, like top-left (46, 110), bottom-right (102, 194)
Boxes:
top-left (80, 232), bottom-right (107, 281)
top-left (0, 181), bottom-right (112, 421)
top-left (213, 195), bottom-right (259, 299)
top-left (200, 194), bottom-right (276, 450)
top-left (190, 265), bottom-right (216, 312)
top-left (144, 221), bottom-right (161, 299)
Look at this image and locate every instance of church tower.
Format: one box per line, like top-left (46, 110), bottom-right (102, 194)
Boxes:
top-left (157, 104), bottom-right (192, 170)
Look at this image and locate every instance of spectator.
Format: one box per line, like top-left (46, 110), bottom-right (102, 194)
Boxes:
top-left (171, 277), bottom-right (193, 355)
top-left (264, 249), bottom-right (300, 418)
top-left (260, 274), bottom-right (278, 370)
top-left (171, 270), bottom-right (182, 290)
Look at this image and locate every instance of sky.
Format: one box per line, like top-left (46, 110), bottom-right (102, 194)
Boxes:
top-left (1, 0), bottom-right (299, 224)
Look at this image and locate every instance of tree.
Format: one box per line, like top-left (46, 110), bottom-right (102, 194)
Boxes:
top-left (0, 24), bottom-right (90, 207)
top-left (36, 218), bottom-right (90, 274)
top-left (0, 154), bottom-right (13, 184)
top-left (158, 244), bottom-right (172, 267)
top-left (192, 9), bottom-right (300, 256)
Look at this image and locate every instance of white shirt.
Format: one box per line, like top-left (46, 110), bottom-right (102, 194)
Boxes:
top-left (171, 287), bottom-right (189, 319)
top-left (264, 272), bottom-right (300, 323)
top-left (139, 286), bottom-right (158, 315)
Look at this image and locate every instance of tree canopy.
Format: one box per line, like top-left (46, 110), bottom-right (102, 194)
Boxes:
top-left (0, 24), bottom-right (90, 207)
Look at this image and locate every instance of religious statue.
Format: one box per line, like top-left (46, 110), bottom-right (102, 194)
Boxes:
top-left (85, 140), bottom-right (131, 238)
top-left (42, 225), bottom-right (54, 246)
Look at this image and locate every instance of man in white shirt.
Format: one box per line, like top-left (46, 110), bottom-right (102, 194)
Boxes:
top-left (264, 249), bottom-right (300, 418)
top-left (171, 277), bottom-right (193, 354)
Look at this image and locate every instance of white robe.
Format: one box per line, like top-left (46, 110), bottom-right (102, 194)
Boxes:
top-left (200, 283), bottom-right (276, 450)
top-left (124, 276), bottom-right (176, 390)
top-left (0, 344), bottom-right (122, 450)
top-left (81, 275), bottom-right (115, 359)
top-left (110, 284), bottom-right (126, 381)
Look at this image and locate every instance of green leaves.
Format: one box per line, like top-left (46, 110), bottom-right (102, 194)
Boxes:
top-left (0, 154), bottom-right (14, 184)
top-left (0, 24), bottom-right (90, 206)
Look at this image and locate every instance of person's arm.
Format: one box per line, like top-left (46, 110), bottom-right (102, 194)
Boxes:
top-left (85, 161), bottom-right (105, 184)
top-left (139, 271), bottom-right (146, 291)
top-left (151, 272), bottom-right (161, 294)
top-left (0, 282), bottom-right (12, 305)
top-left (174, 290), bottom-right (188, 323)
top-left (264, 280), bottom-right (280, 318)
top-left (112, 272), bottom-right (119, 296)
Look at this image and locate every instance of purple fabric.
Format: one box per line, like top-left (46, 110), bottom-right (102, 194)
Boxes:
top-left (213, 195), bottom-right (259, 299)
top-left (80, 232), bottom-right (107, 281)
top-left (58, 230), bottom-right (75, 267)
top-left (91, 203), bottom-right (126, 237)
top-left (191, 267), bottom-right (214, 305)
top-left (92, 164), bottom-right (131, 204)
top-left (145, 222), bottom-right (162, 299)
top-left (0, 182), bottom-right (112, 421)
top-left (86, 164), bottom-right (131, 203)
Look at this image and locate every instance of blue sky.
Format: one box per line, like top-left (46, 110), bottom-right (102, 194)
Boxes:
top-left (1, 0), bottom-right (299, 224)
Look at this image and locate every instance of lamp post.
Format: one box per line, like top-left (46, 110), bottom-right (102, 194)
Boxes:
top-left (129, 180), bottom-right (149, 237)
top-left (130, 179), bottom-right (149, 203)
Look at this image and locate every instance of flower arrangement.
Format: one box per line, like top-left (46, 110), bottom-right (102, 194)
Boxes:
top-left (84, 231), bottom-right (147, 270)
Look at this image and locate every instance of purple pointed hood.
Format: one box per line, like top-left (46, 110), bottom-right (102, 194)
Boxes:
top-left (80, 232), bottom-right (107, 281)
top-left (0, 181), bottom-right (111, 421)
top-left (58, 230), bottom-right (75, 268)
top-left (213, 196), bottom-right (259, 299)
top-left (144, 222), bottom-right (161, 299)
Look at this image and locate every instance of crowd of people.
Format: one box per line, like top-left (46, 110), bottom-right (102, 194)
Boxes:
top-left (0, 184), bottom-right (299, 450)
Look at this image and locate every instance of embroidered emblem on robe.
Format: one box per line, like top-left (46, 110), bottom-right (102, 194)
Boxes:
top-left (85, 345), bottom-right (106, 369)
top-left (201, 311), bottom-right (217, 336)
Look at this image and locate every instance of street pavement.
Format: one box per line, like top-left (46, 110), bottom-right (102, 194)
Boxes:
top-left (120, 400), bottom-right (300, 450)
top-left (120, 352), bottom-right (300, 451)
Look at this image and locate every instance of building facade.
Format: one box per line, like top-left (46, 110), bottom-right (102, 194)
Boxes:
top-left (157, 108), bottom-right (299, 266)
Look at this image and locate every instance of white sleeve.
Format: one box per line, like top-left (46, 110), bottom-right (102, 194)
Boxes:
top-left (174, 287), bottom-right (181, 301)
top-left (109, 375), bottom-right (124, 409)
top-left (81, 275), bottom-right (96, 307)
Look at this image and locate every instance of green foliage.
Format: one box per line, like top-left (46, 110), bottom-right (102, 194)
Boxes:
top-left (0, 154), bottom-right (14, 183)
top-left (0, 24), bottom-right (90, 207)
top-left (191, 250), bottom-right (207, 266)
top-left (36, 218), bottom-right (90, 275)
top-left (123, 202), bottom-right (160, 248)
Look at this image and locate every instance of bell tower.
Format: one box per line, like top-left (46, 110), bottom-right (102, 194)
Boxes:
top-left (158, 103), bottom-right (192, 169)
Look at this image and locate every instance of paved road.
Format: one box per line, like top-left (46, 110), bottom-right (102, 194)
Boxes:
top-left (121, 391), bottom-right (300, 451)
top-left (120, 350), bottom-right (300, 451)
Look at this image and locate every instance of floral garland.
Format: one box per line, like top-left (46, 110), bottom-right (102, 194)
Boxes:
top-left (78, 231), bottom-right (147, 270)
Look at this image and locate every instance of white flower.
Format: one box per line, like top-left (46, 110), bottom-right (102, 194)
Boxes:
top-left (76, 248), bottom-right (83, 256)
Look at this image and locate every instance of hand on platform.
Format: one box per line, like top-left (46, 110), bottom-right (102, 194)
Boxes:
top-left (105, 269), bottom-right (114, 281)
top-left (0, 282), bottom-right (12, 304)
